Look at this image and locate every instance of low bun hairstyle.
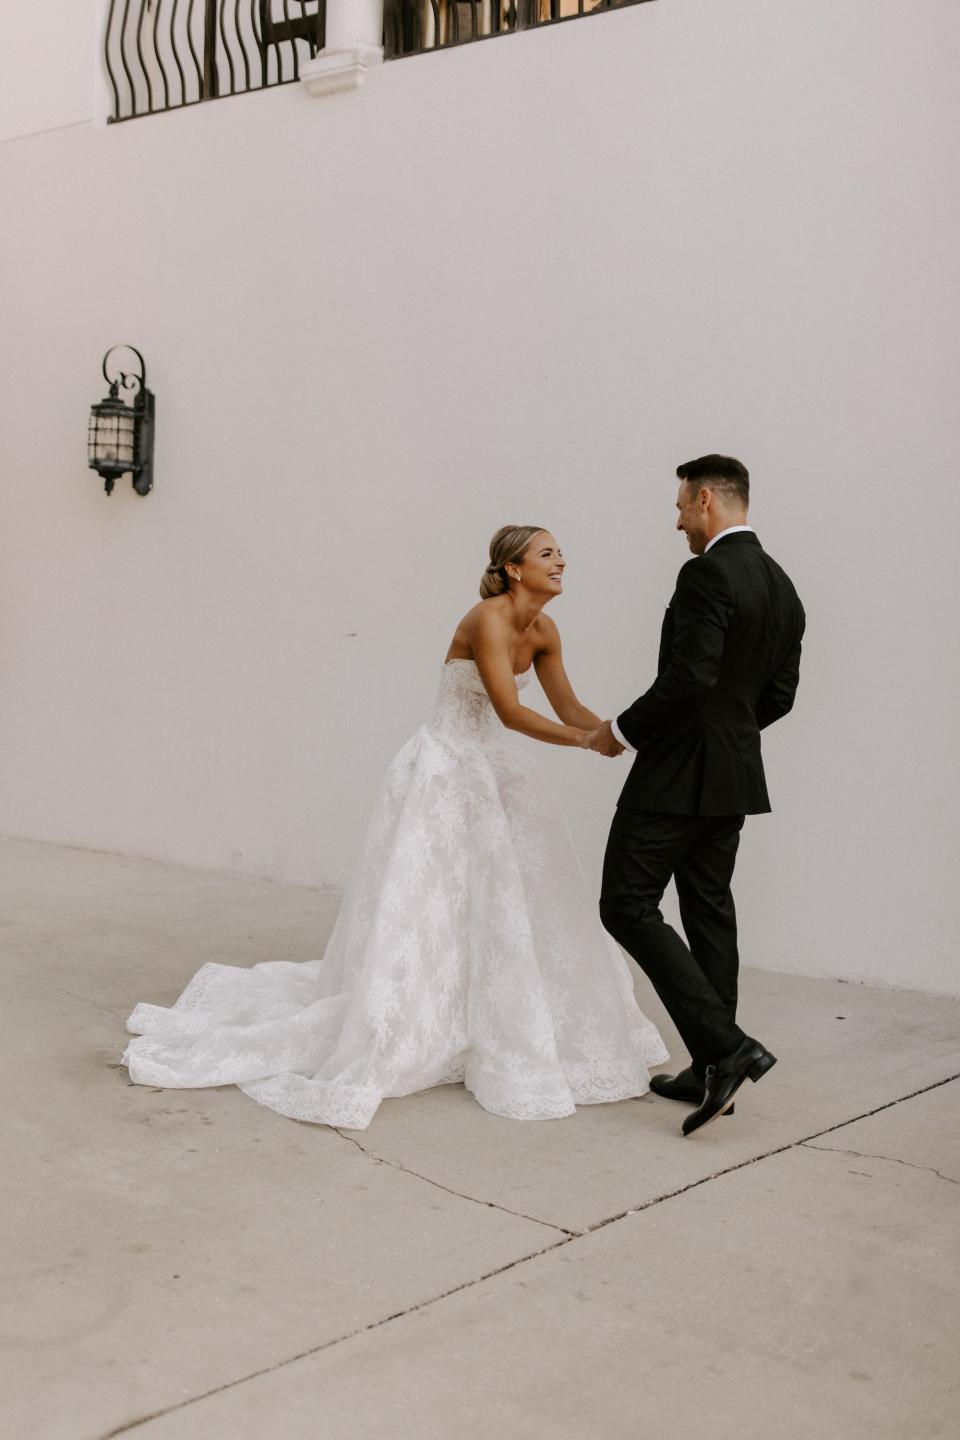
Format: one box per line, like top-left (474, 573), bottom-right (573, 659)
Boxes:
top-left (480, 525), bottom-right (547, 600)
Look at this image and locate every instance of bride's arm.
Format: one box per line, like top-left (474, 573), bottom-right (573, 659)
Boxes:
top-left (532, 617), bottom-right (603, 729)
top-left (472, 612), bottom-right (591, 748)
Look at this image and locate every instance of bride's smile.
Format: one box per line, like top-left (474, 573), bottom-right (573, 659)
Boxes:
top-left (519, 537), bottom-right (565, 595)
top-left (500, 532), bottom-right (566, 636)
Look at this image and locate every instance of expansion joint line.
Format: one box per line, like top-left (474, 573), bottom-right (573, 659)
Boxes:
top-left (96, 1233), bottom-right (575, 1439)
top-left (96, 1069), bottom-right (960, 1439)
top-left (587, 1069), bottom-right (960, 1233)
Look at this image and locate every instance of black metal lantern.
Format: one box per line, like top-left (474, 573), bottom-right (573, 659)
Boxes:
top-left (88, 346), bottom-right (155, 496)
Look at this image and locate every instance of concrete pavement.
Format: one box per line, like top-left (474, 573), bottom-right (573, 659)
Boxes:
top-left (1, 837), bottom-right (957, 1440)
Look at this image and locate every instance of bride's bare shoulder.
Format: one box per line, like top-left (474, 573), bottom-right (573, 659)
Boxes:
top-left (457, 599), bottom-right (488, 626)
top-left (463, 598), bottom-right (509, 633)
top-left (531, 611), bottom-right (561, 651)
top-left (446, 599), bottom-right (509, 661)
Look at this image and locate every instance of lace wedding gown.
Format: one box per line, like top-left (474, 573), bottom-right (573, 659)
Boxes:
top-left (124, 660), bottom-right (668, 1128)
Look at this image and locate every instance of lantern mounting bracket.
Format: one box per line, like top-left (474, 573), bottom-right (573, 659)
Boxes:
top-left (102, 344), bottom-right (147, 398)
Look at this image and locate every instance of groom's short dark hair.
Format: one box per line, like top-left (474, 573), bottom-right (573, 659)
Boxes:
top-left (677, 455), bottom-right (749, 506)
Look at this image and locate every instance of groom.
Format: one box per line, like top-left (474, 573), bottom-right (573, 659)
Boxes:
top-left (591, 456), bottom-right (805, 1135)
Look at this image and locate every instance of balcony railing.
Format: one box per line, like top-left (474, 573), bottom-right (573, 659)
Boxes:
top-left (104, 0), bottom-right (326, 121)
top-left (384, 0), bottom-right (653, 60)
top-left (104, 0), bottom-right (653, 120)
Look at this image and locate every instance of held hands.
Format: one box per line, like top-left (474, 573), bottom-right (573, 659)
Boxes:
top-left (582, 721), bottom-right (625, 758)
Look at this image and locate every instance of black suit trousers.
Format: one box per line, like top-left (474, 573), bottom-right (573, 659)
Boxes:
top-left (599, 810), bottom-right (747, 1075)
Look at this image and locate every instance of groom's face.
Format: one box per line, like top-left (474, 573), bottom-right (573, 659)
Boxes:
top-left (676, 482), bottom-right (709, 555)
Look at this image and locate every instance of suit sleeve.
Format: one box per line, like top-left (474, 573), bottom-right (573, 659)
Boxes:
top-left (755, 608), bottom-right (805, 730)
top-left (616, 559), bottom-right (734, 749)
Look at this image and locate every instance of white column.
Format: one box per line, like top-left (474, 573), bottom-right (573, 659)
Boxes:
top-left (301, 0), bottom-right (384, 96)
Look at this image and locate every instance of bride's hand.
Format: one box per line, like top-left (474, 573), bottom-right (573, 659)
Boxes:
top-left (583, 722), bottom-right (625, 757)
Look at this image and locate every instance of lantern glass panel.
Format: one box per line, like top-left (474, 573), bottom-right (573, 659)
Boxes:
top-left (89, 405), bottom-right (136, 468)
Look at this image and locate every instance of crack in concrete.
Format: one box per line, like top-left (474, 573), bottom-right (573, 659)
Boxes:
top-left (46, 983), bottom-right (125, 1020)
top-left (330, 1126), bottom-right (574, 1236)
top-left (801, 1142), bottom-right (959, 1186)
top-left (93, 1068), bottom-right (960, 1438)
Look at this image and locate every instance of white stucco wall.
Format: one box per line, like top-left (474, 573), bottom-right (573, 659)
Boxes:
top-left (1, 0), bottom-right (957, 993)
top-left (0, 0), bottom-right (104, 140)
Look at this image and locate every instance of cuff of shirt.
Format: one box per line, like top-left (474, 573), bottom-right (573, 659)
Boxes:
top-left (610, 717), bottom-right (635, 753)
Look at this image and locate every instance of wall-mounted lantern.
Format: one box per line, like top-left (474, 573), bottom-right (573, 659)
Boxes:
top-left (87, 346), bottom-right (155, 496)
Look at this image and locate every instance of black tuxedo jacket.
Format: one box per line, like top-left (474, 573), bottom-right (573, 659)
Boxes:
top-left (616, 532), bottom-right (805, 816)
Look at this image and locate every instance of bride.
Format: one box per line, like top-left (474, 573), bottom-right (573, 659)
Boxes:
top-left (123, 526), bottom-right (668, 1128)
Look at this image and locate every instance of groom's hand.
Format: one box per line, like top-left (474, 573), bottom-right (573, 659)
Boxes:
top-left (587, 721), bottom-right (625, 758)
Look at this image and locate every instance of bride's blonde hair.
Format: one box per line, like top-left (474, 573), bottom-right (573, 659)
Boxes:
top-left (480, 525), bottom-right (547, 600)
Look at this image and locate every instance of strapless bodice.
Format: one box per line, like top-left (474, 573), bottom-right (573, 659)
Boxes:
top-left (430, 659), bottom-right (531, 744)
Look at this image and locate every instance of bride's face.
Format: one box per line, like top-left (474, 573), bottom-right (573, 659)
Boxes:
top-left (516, 532), bottom-right (565, 597)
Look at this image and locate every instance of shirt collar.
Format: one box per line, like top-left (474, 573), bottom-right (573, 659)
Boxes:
top-left (703, 524), bottom-right (755, 554)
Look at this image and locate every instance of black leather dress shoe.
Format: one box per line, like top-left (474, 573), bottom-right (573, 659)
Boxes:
top-left (681, 1038), bottom-right (776, 1136)
top-left (650, 1067), bottom-right (733, 1114)
top-left (650, 1067), bottom-right (703, 1103)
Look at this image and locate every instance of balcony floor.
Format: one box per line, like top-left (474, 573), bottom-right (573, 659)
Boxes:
top-left (2, 836), bottom-right (958, 1440)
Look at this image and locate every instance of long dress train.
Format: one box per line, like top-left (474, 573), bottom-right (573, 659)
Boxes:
top-left (124, 660), bottom-right (668, 1128)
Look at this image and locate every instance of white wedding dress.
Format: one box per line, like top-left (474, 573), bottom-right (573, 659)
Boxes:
top-left (124, 660), bottom-right (668, 1128)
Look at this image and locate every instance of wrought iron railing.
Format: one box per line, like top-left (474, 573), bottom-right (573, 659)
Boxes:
top-left (383, 0), bottom-right (654, 59)
top-left (104, 0), bottom-right (654, 119)
top-left (104, 0), bottom-right (326, 121)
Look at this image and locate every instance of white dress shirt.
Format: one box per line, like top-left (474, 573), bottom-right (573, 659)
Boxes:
top-left (610, 526), bottom-right (756, 752)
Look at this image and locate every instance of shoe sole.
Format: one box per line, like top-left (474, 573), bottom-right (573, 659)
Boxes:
top-left (683, 1053), bottom-right (777, 1136)
top-left (651, 1090), bottom-right (735, 1115)
top-left (683, 1090), bottom-right (739, 1134)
